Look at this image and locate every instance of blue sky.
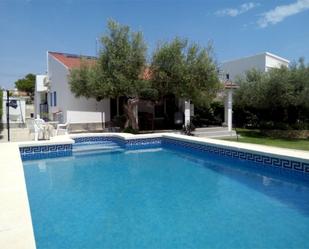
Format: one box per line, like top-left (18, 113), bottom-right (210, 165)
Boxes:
top-left (0, 0), bottom-right (309, 88)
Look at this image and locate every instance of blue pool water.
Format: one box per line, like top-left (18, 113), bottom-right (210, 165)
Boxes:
top-left (23, 144), bottom-right (309, 249)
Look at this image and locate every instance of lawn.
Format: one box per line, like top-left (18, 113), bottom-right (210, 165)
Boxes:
top-left (222, 129), bottom-right (309, 151)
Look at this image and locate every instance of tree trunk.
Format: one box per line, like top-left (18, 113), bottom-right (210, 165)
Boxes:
top-left (124, 98), bottom-right (139, 130)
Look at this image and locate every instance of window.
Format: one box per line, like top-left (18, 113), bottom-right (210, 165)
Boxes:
top-left (53, 91), bottom-right (57, 106)
top-left (49, 92), bottom-right (53, 106)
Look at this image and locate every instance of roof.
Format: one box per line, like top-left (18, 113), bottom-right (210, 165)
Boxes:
top-left (224, 80), bottom-right (239, 89)
top-left (48, 52), bottom-right (97, 69)
top-left (48, 51), bottom-right (152, 80)
top-left (222, 52), bottom-right (290, 64)
top-left (264, 52), bottom-right (290, 63)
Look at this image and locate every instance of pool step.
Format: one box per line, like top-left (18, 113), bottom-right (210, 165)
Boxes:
top-left (74, 148), bottom-right (125, 157)
top-left (73, 142), bottom-right (123, 154)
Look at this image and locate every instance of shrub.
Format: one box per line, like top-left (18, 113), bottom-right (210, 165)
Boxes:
top-left (193, 101), bottom-right (224, 127)
top-left (234, 60), bottom-right (309, 130)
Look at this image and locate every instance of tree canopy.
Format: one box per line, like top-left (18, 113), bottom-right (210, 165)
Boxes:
top-left (69, 20), bottom-right (221, 130)
top-left (70, 20), bottom-right (149, 99)
top-left (70, 20), bottom-right (150, 129)
top-left (15, 73), bottom-right (35, 98)
top-left (150, 38), bottom-right (220, 107)
top-left (234, 59), bottom-right (309, 129)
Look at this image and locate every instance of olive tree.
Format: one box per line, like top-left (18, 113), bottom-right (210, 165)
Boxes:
top-left (69, 20), bottom-right (150, 130)
top-left (15, 73), bottom-right (35, 99)
top-left (150, 38), bottom-right (221, 107)
top-left (234, 58), bottom-right (309, 129)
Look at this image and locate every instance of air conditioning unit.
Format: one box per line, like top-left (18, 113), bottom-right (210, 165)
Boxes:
top-left (43, 76), bottom-right (49, 86)
top-left (43, 76), bottom-right (51, 91)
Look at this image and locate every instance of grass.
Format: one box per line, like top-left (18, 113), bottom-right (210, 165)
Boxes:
top-left (221, 129), bottom-right (309, 151)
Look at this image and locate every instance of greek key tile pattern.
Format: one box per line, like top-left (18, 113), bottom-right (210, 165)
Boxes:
top-left (124, 138), bottom-right (162, 150)
top-left (21, 150), bottom-right (72, 161)
top-left (162, 138), bottom-right (309, 175)
top-left (73, 136), bottom-right (161, 149)
top-left (74, 136), bottom-right (119, 144)
top-left (19, 136), bottom-right (309, 176)
top-left (20, 144), bottom-right (72, 161)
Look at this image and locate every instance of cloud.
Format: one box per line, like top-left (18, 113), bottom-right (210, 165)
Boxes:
top-left (258, 0), bottom-right (309, 28)
top-left (215, 2), bottom-right (259, 17)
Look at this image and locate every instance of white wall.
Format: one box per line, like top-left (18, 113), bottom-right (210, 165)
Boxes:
top-left (221, 53), bottom-right (265, 82)
top-left (221, 52), bottom-right (289, 82)
top-left (35, 75), bottom-right (47, 92)
top-left (265, 53), bottom-right (289, 72)
top-left (2, 92), bottom-right (26, 124)
top-left (47, 54), bottom-right (110, 123)
top-left (34, 92), bottom-right (40, 118)
top-left (25, 104), bottom-right (34, 118)
top-left (34, 75), bottom-right (49, 118)
top-left (67, 110), bottom-right (105, 124)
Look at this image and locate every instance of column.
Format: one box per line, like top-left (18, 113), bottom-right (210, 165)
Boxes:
top-left (227, 89), bottom-right (233, 132)
top-left (184, 100), bottom-right (190, 126)
top-left (34, 92), bottom-right (41, 118)
top-left (224, 94), bottom-right (228, 126)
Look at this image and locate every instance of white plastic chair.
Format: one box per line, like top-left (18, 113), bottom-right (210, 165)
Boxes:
top-left (27, 119), bottom-right (35, 134)
top-left (34, 118), bottom-right (46, 141)
top-left (56, 122), bottom-right (70, 135)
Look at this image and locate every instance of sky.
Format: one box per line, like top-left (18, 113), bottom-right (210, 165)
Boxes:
top-left (0, 0), bottom-right (309, 89)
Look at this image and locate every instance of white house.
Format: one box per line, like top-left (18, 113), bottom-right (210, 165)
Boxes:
top-left (35, 51), bottom-right (194, 131)
top-left (35, 52), bottom-right (110, 129)
top-left (221, 52), bottom-right (290, 131)
top-left (221, 52), bottom-right (290, 82)
top-left (34, 51), bottom-right (289, 134)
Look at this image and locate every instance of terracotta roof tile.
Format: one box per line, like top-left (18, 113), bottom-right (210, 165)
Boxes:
top-left (49, 51), bottom-right (151, 80)
top-left (224, 80), bottom-right (239, 89)
top-left (48, 52), bottom-right (96, 69)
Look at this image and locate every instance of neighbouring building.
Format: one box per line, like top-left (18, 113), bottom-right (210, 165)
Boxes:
top-left (220, 52), bottom-right (290, 82)
top-left (220, 52), bottom-right (290, 130)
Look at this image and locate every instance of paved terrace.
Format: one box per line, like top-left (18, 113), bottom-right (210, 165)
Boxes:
top-left (0, 128), bottom-right (33, 143)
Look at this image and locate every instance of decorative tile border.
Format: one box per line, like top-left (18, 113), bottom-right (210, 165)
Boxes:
top-left (162, 137), bottom-right (309, 175)
top-left (124, 138), bottom-right (162, 149)
top-left (72, 136), bottom-right (309, 175)
top-left (19, 135), bottom-right (309, 177)
top-left (21, 150), bottom-right (73, 161)
top-left (74, 136), bottom-right (120, 144)
top-left (73, 136), bottom-right (162, 149)
top-left (20, 144), bottom-right (72, 161)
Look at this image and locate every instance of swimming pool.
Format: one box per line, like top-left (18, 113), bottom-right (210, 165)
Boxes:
top-left (22, 135), bottom-right (309, 249)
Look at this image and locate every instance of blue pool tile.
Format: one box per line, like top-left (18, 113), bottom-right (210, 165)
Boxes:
top-left (19, 136), bottom-right (309, 178)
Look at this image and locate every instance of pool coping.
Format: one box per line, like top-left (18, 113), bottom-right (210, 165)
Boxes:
top-left (69, 132), bottom-right (309, 162)
top-left (0, 143), bottom-right (36, 249)
top-left (1, 132), bottom-right (309, 249)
